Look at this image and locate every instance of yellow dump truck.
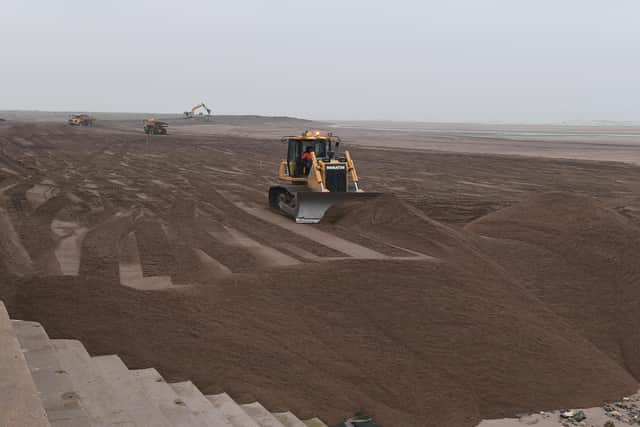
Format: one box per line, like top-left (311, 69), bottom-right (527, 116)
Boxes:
top-left (143, 119), bottom-right (168, 135)
top-left (67, 114), bottom-right (96, 126)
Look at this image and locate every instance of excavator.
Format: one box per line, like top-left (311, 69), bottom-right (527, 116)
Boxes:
top-left (268, 130), bottom-right (379, 223)
top-left (143, 118), bottom-right (168, 135)
top-left (67, 114), bottom-right (96, 126)
top-left (183, 102), bottom-right (211, 118)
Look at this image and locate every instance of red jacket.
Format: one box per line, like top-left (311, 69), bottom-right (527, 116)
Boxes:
top-left (302, 152), bottom-right (313, 161)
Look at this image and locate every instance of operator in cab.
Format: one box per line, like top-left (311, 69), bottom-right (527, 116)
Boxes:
top-left (302, 146), bottom-right (314, 175)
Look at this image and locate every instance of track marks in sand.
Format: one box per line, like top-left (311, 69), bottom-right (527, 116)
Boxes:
top-left (51, 219), bottom-right (88, 276)
top-left (80, 213), bottom-right (134, 279)
top-left (163, 226), bottom-right (232, 284)
top-left (118, 231), bottom-right (174, 290)
top-left (191, 182), bottom-right (342, 259)
top-left (192, 248), bottom-right (232, 278)
top-left (168, 200), bottom-right (262, 274)
top-left (208, 225), bottom-right (299, 268)
top-left (203, 165), bottom-right (246, 176)
top-left (117, 218), bottom-right (238, 289)
top-left (213, 187), bottom-right (434, 261)
top-left (134, 219), bottom-right (175, 277)
top-left (164, 200), bottom-right (299, 280)
top-left (25, 181), bottom-right (59, 210)
top-left (232, 201), bottom-right (434, 261)
top-left (0, 166), bottom-right (19, 175)
top-left (0, 206), bottom-right (33, 275)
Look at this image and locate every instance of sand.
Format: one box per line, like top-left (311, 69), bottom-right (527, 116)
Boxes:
top-left (1, 118), bottom-right (640, 426)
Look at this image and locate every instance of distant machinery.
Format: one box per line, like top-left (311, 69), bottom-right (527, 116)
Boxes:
top-left (143, 118), bottom-right (168, 135)
top-left (67, 114), bottom-right (96, 126)
top-left (183, 102), bottom-right (211, 118)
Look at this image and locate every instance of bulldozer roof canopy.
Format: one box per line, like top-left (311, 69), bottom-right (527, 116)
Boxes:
top-left (281, 131), bottom-right (339, 142)
top-left (284, 136), bottom-right (330, 141)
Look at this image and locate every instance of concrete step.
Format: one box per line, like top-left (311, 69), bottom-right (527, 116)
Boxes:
top-left (272, 412), bottom-right (306, 427)
top-left (206, 393), bottom-right (260, 427)
top-left (240, 402), bottom-right (286, 427)
top-left (131, 368), bottom-right (207, 427)
top-left (12, 320), bottom-right (92, 427)
top-left (301, 418), bottom-right (328, 427)
top-left (3, 303), bottom-right (326, 427)
top-left (170, 381), bottom-right (233, 427)
top-left (51, 339), bottom-right (134, 427)
top-left (92, 355), bottom-right (172, 427)
top-left (0, 303), bottom-right (50, 427)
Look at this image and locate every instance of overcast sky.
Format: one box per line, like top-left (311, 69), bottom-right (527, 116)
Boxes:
top-left (2, 1), bottom-right (639, 123)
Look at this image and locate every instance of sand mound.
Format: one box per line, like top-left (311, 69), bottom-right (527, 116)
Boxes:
top-left (11, 255), bottom-right (638, 427)
top-left (323, 193), bottom-right (447, 228)
top-left (468, 191), bottom-right (639, 241)
top-left (321, 194), bottom-right (469, 258)
top-left (467, 192), bottom-right (640, 380)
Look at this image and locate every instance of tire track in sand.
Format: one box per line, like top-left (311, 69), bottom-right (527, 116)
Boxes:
top-left (219, 193), bottom-right (436, 262)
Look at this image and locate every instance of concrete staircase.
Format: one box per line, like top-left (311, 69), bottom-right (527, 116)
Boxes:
top-left (0, 302), bottom-right (329, 427)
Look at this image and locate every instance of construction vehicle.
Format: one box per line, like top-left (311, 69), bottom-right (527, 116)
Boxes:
top-left (268, 130), bottom-right (379, 223)
top-left (143, 118), bottom-right (168, 135)
top-left (67, 114), bottom-right (96, 126)
top-left (183, 102), bottom-right (211, 118)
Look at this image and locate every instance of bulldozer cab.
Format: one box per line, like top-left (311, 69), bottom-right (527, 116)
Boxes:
top-left (285, 132), bottom-right (338, 177)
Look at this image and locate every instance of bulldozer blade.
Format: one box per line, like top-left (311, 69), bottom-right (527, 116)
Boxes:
top-left (293, 192), bottom-right (382, 224)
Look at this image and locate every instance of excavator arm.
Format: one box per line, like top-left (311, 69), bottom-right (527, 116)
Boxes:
top-left (184, 102), bottom-right (212, 117)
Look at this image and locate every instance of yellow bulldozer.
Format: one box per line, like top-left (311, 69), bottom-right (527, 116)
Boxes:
top-left (268, 130), bottom-right (379, 223)
top-left (143, 118), bottom-right (168, 135)
top-left (67, 114), bottom-right (96, 126)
